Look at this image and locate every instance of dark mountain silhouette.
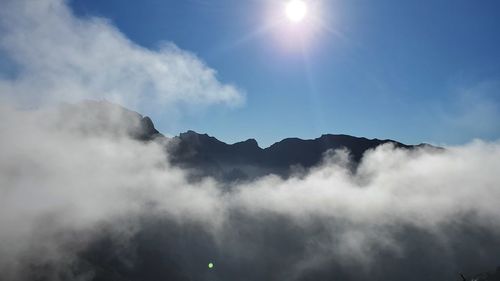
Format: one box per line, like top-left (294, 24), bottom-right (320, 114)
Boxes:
top-left (58, 100), bottom-right (163, 141)
top-left (167, 130), bottom-right (436, 181)
top-left (63, 101), bottom-right (437, 181)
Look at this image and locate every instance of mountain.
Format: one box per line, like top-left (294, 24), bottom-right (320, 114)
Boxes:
top-left (166, 131), bottom-right (436, 181)
top-left (62, 101), bottom-right (436, 181)
top-left (58, 100), bottom-right (163, 141)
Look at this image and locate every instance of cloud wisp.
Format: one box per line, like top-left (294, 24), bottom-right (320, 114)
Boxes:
top-left (0, 0), bottom-right (244, 110)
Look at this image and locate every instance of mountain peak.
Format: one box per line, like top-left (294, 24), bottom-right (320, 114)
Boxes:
top-left (233, 138), bottom-right (260, 149)
top-left (67, 101), bottom-right (438, 181)
top-left (178, 130), bottom-right (223, 146)
top-left (167, 129), bottom-right (436, 181)
top-left (57, 100), bottom-right (162, 140)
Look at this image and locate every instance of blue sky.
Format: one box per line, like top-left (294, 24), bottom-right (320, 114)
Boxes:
top-left (68, 0), bottom-right (500, 146)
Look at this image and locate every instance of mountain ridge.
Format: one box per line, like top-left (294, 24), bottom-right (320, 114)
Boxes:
top-left (167, 127), bottom-right (438, 181)
top-left (63, 101), bottom-right (438, 181)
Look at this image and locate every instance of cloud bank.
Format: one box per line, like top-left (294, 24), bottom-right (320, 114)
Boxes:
top-left (0, 0), bottom-right (499, 280)
top-left (1, 103), bottom-right (500, 281)
top-left (0, 0), bottom-right (244, 109)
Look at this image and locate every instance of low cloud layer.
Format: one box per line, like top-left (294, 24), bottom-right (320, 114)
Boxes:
top-left (0, 0), bottom-right (499, 280)
top-left (0, 0), bottom-right (244, 109)
top-left (1, 103), bottom-right (499, 281)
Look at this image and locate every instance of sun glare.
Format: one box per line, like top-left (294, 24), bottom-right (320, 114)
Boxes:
top-left (285, 0), bottom-right (307, 23)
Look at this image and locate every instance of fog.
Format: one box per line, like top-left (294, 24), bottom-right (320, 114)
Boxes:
top-left (1, 103), bottom-right (499, 280)
top-left (0, 0), bottom-right (499, 280)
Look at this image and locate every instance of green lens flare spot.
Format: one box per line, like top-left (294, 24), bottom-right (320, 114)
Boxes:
top-left (208, 262), bottom-right (214, 269)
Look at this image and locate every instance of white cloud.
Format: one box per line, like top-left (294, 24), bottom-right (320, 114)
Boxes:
top-left (0, 0), bottom-right (499, 279)
top-left (232, 141), bottom-right (500, 228)
top-left (0, 103), bottom-right (225, 278)
top-left (1, 103), bottom-right (500, 280)
top-left (0, 0), bottom-right (244, 109)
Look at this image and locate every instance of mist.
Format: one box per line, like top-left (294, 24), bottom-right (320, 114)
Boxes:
top-left (1, 102), bottom-right (499, 280)
top-left (1, 0), bottom-right (499, 280)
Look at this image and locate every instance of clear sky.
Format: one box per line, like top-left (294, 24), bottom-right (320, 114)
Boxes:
top-left (67, 0), bottom-right (500, 147)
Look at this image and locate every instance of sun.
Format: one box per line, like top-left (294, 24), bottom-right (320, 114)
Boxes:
top-left (285, 0), bottom-right (308, 23)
